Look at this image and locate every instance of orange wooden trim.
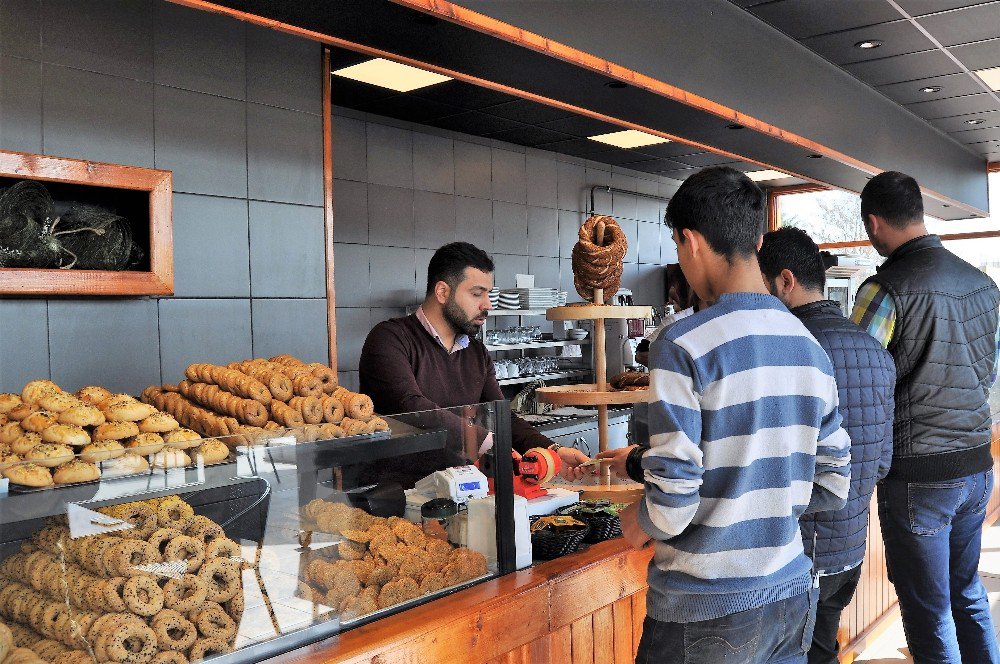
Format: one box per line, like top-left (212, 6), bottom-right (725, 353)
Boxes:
top-left (816, 230), bottom-right (1000, 251)
top-left (322, 47), bottom-right (338, 372)
top-left (989, 161), bottom-right (1000, 173)
top-left (768, 184), bottom-right (829, 232)
top-left (0, 150), bottom-right (173, 296)
top-left (839, 604), bottom-right (901, 663)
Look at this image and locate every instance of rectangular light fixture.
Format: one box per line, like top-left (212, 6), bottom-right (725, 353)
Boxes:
top-left (974, 66), bottom-right (1000, 91)
top-left (746, 169), bottom-right (792, 182)
top-left (588, 129), bottom-right (670, 149)
top-left (332, 58), bottom-right (452, 92)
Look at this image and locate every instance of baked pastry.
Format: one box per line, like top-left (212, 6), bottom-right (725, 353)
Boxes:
top-left (0, 449), bottom-right (21, 471)
top-left (571, 214), bottom-right (628, 303)
top-left (152, 449), bottom-right (191, 469)
top-left (125, 433), bottom-right (165, 455)
top-left (0, 422), bottom-right (24, 445)
top-left (21, 380), bottom-right (61, 405)
top-left (52, 459), bottom-right (101, 484)
top-left (333, 387), bottom-right (375, 421)
top-left (37, 392), bottom-right (80, 413)
top-left (76, 385), bottom-right (112, 406)
top-left (101, 397), bottom-right (157, 423)
top-left (41, 424), bottom-right (90, 447)
top-left (610, 371), bottom-right (650, 389)
top-left (0, 393), bottom-right (23, 414)
top-left (4, 463), bottom-right (53, 487)
top-left (103, 453), bottom-right (150, 477)
top-left (80, 440), bottom-right (126, 463)
top-left (58, 404), bottom-right (106, 427)
top-left (194, 439), bottom-right (229, 465)
top-left (93, 421), bottom-right (140, 441)
top-left (20, 410), bottom-right (56, 433)
top-left (138, 413), bottom-right (179, 433)
top-left (11, 432), bottom-right (42, 457)
top-left (25, 443), bottom-right (74, 468)
top-left (163, 428), bottom-right (202, 449)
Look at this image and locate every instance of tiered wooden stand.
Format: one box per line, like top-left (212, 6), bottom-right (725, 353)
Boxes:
top-left (536, 288), bottom-right (650, 501)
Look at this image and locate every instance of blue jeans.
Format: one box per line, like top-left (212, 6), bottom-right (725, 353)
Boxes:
top-left (878, 469), bottom-right (999, 664)
top-left (635, 590), bottom-right (818, 664)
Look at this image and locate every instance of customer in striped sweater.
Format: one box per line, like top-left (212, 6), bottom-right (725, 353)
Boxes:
top-left (617, 166), bottom-right (852, 664)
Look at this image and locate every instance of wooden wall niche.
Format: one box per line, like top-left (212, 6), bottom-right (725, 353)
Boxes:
top-left (0, 151), bottom-right (173, 296)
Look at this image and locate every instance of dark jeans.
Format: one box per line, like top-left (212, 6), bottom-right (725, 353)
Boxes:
top-left (807, 565), bottom-right (864, 664)
top-left (635, 590), bottom-right (818, 664)
top-left (878, 469), bottom-right (999, 664)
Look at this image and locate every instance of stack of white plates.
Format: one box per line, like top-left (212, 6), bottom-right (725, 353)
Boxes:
top-left (498, 291), bottom-right (521, 309)
top-left (488, 287), bottom-right (500, 308)
top-left (556, 291), bottom-right (568, 306)
top-left (502, 288), bottom-right (560, 309)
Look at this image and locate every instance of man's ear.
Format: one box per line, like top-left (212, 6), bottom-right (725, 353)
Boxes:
top-left (682, 228), bottom-right (701, 257)
top-left (433, 280), bottom-right (451, 304)
top-left (756, 235), bottom-right (764, 252)
top-left (779, 268), bottom-right (797, 295)
top-left (866, 213), bottom-right (883, 236)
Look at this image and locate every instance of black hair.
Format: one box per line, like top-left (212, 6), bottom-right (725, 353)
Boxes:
top-left (860, 171), bottom-right (924, 229)
top-left (664, 166), bottom-right (766, 261)
top-left (758, 227), bottom-right (826, 292)
top-left (426, 242), bottom-right (494, 295)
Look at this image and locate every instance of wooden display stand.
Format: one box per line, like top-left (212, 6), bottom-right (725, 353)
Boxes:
top-left (536, 287), bottom-right (649, 501)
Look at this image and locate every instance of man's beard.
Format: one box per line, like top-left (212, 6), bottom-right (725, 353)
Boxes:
top-left (443, 297), bottom-right (486, 336)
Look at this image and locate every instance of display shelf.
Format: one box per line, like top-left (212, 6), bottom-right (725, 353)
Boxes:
top-left (497, 369), bottom-right (591, 386)
top-left (487, 309), bottom-right (549, 317)
top-left (535, 383), bottom-right (650, 405)
top-left (546, 304), bottom-right (652, 321)
top-left (485, 339), bottom-right (590, 352)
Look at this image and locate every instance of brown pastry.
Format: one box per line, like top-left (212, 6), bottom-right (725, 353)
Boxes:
top-left (58, 405), bottom-right (105, 428)
top-left (80, 440), bottom-right (126, 463)
top-left (20, 410), bottom-right (56, 433)
top-left (10, 433), bottom-right (42, 457)
top-left (125, 433), bottom-right (165, 455)
top-left (571, 214), bottom-right (628, 303)
top-left (41, 424), bottom-right (90, 447)
top-left (93, 421), bottom-right (140, 441)
top-left (4, 462), bottom-right (53, 487)
top-left (21, 380), bottom-right (61, 405)
top-left (0, 393), bottom-right (23, 414)
top-left (52, 459), bottom-right (101, 484)
top-left (25, 443), bottom-right (74, 468)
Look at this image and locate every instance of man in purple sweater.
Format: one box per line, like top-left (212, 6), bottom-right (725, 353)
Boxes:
top-left (360, 242), bottom-right (589, 482)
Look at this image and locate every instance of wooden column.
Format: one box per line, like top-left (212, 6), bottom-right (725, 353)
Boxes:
top-left (322, 46), bottom-right (338, 371)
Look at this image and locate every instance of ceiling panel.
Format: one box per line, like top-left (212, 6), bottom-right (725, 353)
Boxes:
top-left (585, 149), bottom-right (666, 166)
top-left (914, 3), bottom-right (1000, 46)
top-left (618, 158), bottom-right (682, 174)
top-left (802, 20), bottom-right (936, 65)
top-left (949, 37), bottom-right (1000, 70)
top-left (842, 49), bottom-right (962, 85)
top-left (953, 125), bottom-right (1000, 142)
top-left (411, 82), bottom-right (515, 110)
top-left (906, 91), bottom-right (1000, 118)
top-left (633, 140), bottom-right (717, 159)
top-left (534, 137), bottom-right (615, 156)
top-left (538, 115), bottom-right (623, 137)
top-left (750, 0), bottom-right (900, 39)
top-left (363, 94), bottom-right (462, 122)
top-left (427, 111), bottom-right (524, 135)
top-left (480, 99), bottom-right (575, 124)
top-left (330, 76), bottom-right (398, 107)
top-left (670, 152), bottom-right (740, 167)
top-left (929, 107), bottom-right (1000, 130)
top-left (877, 71), bottom-right (988, 103)
top-left (655, 167), bottom-right (702, 180)
top-left (894, 0), bottom-right (998, 15)
top-left (485, 124), bottom-right (575, 146)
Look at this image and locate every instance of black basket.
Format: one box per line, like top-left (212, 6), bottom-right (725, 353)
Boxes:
top-left (529, 517), bottom-right (590, 560)
top-left (577, 512), bottom-right (623, 543)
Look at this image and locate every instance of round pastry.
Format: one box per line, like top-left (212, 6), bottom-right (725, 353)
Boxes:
top-left (163, 535), bottom-right (205, 573)
top-left (198, 557), bottom-right (241, 603)
top-left (320, 397), bottom-right (344, 424)
top-left (103, 453), bottom-right (150, 478)
top-left (4, 647), bottom-right (45, 664)
top-left (152, 449), bottom-right (191, 469)
top-left (147, 528), bottom-right (184, 560)
top-left (0, 621), bottom-right (12, 663)
top-left (191, 602), bottom-right (237, 640)
top-left (25, 443), bottom-right (73, 468)
top-left (162, 574), bottom-right (208, 613)
top-left (124, 433), bottom-right (164, 455)
top-left (112, 502), bottom-right (159, 540)
top-left (157, 499), bottom-right (195, 531)
top-left (76, 385), bottom-right (112, 406)
top-left (318, 423), bottom-right (344, 439)
top-left (123, 575), bottom-right (164, 616)
top-left (571, 214), bottom-right (628, 303)
top-left (32, 640), bottom-right (65, 660)
top-left (11, 432), bottom-right (42, 457)
top-left (20, 410), bottom-right (56, 433)
top-left (0, 422), bottom-right (24, 445)
top-left (152, 652), bottom-right (189, 664)
top-left (101, 578), bottom-right (129, 612)
top-left (102, 399), bottom-right (157, 423)
top-left (138, 412), bottom-right (178, 433)
top-left (80, 440), bottom-right (126, 463)
top-left (58, 405), bottom-right (105, 428)
top-left (340, 418), bottom-right (370, 437)
top-left (288, 396), bottom-right (323, 424)
top-left (41, 424), bottom-right (90, 447)
top-left (268, 401), bottom-right (304, 428)
top-left (6, 404), bottom-right (37, 422)
top-left (4, 463), bottom-right (53, 487)
top-left (21, 380), bottom-right (61, 405)
top-left (189, 637), bottom-right (233, 662)
top-left (105, 621), bottom-right (157, 664)
top-left (150, 609), bottom-right (197, 652)
top-left (185, 516), bottom-right (224, 546)
top-left (93, 421), bottom-right (140, 441)
top-left (37, 392), bottom-right (80, 414)
top-left (333, 387), bottom-right (375, 421)
top-left (52, 459), bottom-right (101, 484)
top-left (0, 449), bottom-right (21, 471)
top-left (162, 428), bottom-right (201, 450)
top-left (108, 539), bottom-right (157, 577)
top-left (222, 591), bottom-right (244, 622)
top-left (194, 439), bottom-right (228, 465)
top-left (368, 417), bottom-right (390, 433)
top-left (204, 537), bottom-right (241, 561)
top-left (0, 393), bottom-right (23, 414)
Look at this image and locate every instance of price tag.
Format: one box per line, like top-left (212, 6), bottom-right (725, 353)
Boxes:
top-left (68, 502), bottom-right (134, 538)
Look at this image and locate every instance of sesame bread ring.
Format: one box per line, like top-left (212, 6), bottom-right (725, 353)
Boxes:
top-left (21, 411), bottom-right (57, 433)
top-left (105, 620), bottom-right (157, 664)
top-left (320, 397), bottom-right (344, 424)
top-left (147, 528), bottom-right (184, 560)
top-left (185, 516), bottom-right (224, 546)
top-left (152, 653), bottom-right (189, 664)
top-left (58, 405), bottom-right (105, 428)
top-left (11, 433), bottom-right (42, 456)
top-left (0, 623), bottom-right (11, 663)
top-left (53, 652), bottom-right (91, 664)
top-left (307, 363), bottom-right (338, 393)
top-left (37, 393), bottom-right (80, 414)
top-left (152, 450), bottom-right (191, 469)
top-left (94, 421), bottom-right (140, 441)
top-left (162, 429), bottom-right (201, 450)
top-left (102, 578), bottom-right (129, 612)
top-left (204, 537), bottom-right (241, 561)
top-left (318, 423), bottom-right (344, 439)
top-left (164, 535), bottom-right (204, 573)
top-left (157, 500), bottom-right (195, 530)
top-left (334, 388), bottom-right (374, 421)
top-left (123, 576), bottom-right (164, 617)
top-left (80, 440), bottom-right (126, 463)
top-left (21, 380), bottom-right (61, 405)
top-left (191, 602), bottom-right (236, 640)
top-left (289, 396), bottom-right (323, 424)
top-left (42, 424), bottom-right (90, 447)
top-left (194, 439), bottom-right (228, 465)
top-left (138, 413), bottom-right (178, 434)
top-left (4, 647), bottom-right (45, 664)
top-left (103, 400), bottom-right (157, 423)
top-left (75, 385), bottom-right (112, 406)
top-left (25, 443), bottom-right (73, 468)
top-left (125, 433), bottom-right (164, 455)
top-left (162, 574), bottom-right (208, 613)
top-left (269, 401), bottom-right (304, 428)
top-left (339, 418), bottom-right (370, 437)
top-left (0, 393), bottom-right (22, 414)
top-left (52, 459), bottom-right (100, 484)
top-left (150, 609), bottom-right (197, 652)
top-left (0, 422), bottom-right (24, 445)
top-left (197, 557), bottom-right (241, 603)
top-left (108, 540), bottom-right (158, 577)
top-left (189, 637), bottom-right (233, 662)
top-left (368, 417), bottom-right (390, 433)
top-left (112, 502), bottom-right (159, 540)
top-left (222, 591), bottom-right (244, 622)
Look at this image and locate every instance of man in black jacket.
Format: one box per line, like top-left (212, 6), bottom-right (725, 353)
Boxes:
top-left (852, 171), bottom-right (1000, 664)
top-left (759, 227), bottom-right (896, 664)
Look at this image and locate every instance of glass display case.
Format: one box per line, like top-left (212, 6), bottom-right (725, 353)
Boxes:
top-left (0, 401), bottom-right (515, 664)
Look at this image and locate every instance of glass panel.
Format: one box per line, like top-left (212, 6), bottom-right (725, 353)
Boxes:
top-left (925, 171), bottom-right (1000, 235)
top-left (777, 189), bottom-right (865, 243)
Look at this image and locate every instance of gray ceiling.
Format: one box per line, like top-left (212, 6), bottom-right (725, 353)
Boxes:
top-left (732, 0), bottom-right (1000, 161)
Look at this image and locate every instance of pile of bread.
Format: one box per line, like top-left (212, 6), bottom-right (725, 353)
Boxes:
top-left (0, 495), bottom-right (244, 663)
top-left (0, 381), bottom-right (222, 488)
top-left (141, 355), bottom-right (388, 448)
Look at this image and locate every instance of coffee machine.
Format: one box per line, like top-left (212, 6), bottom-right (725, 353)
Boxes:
top-left (604, 289), bottom-right (649, 376)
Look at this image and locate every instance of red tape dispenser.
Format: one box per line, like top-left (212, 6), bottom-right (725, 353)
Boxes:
top-left (512, 446), bottom-right (561, 500)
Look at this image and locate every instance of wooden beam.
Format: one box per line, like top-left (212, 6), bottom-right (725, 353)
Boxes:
top-left (322, 46), bottom-right (338, 372)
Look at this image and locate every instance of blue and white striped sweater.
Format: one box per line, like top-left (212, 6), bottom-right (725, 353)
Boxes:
top-left (637, 292), bottom-right (851, 623)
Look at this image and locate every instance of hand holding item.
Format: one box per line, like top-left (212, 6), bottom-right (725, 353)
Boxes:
top-left (555, 446), bottom-right (597, 481)
top-left (596, 445), bottom-right (637, 478)
top-left (619, 501), bottom-right (651, 549)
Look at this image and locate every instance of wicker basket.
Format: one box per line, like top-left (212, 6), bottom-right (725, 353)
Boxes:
top-left (529, 517), bottom-right (590, 560)
top-left (557, 503), bottom-right (624, 543)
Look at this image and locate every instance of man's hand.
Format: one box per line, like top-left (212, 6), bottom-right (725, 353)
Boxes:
top-left (596, 445), bottom-right (637, 478)
top-left (554, 446), bottom-right (597, 481)
top-left (619, 501), bottom-right (651, 549)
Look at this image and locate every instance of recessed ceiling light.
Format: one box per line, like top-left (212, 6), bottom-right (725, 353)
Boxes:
top-left (332, 58), bottom-right (451, 92)
top-left (943, 204), bottom-right (951, 208)
top-left (746, 169), bottom-right (791, 182)
top-left (588, 129), bottom-right (669, 148)
top-left (855, 40), bottom-right (883, 49)
top-left (726, 123), bottom-right (745, 130)
top-left (806, 154), bottom-right (822, 159)
top-left (605, 81), bottom-right (628, 89)
top-left (973, 66), bottom-right (1000, 91)
top-left (919, 86), bottom-right (942, 93)
top-left (966, 119), bottom-right (986, 125)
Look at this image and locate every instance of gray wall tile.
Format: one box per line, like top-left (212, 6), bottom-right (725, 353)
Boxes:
top-left (590, 185), bottom-right (612, 216)
top-left (637, 196), bottom-right (660, 223)
top-left (251, 299), bottom-right (328, 364)
top-left (525, 153), bottom-right (557, 209)
top-left (414, 190), bottom-right (456, 250)
top-left (527, 206), bottom-right (559, 258)
top-left (368, 184), bottom-right (414, 248)
top-left (0, 300), bottom-right (49, 392)
top-left (334, 308), bottom-right (370, 372)
top-left (333, 243), bottom-right (371, 308)
top-left (42, 64), bottom-right (154, 167)
top-left (157, 299), bottom-right (252, 383)
top-left (635, 177), bottom-right (659, 196)
top-left (528, 255), bottom-right (560, 290)
top-left (661, 233), bottom-right (678, 264)
top-left (558, 210), bottom-right (584, 259)
top-left (493, 254), bottom-right (529, 290)
top-left (413, 132), bottom-right (454, 194)
top-left (172, 194), bottom-right (250, 298)
top-left (635, 263), bottom-right (666, 308)
top-left (367, 123), bottom-right (413, 189)
top-left (247, 103), bottom-right (323, 205)
top-left (415, 248), bottom-right (434, 303)
top-left (153, 1), bottom-right (245, 100)
top-left (332, 116), bottom-right (367, 182)
top-left (455, 196), bottom-right (493, 253)
top-left (558, 258), bottom-right (576, 300)
top-left (42, 0), bottom-right (153, 80)
top-left (619, 262), bottom-right (640, 296)
top-left (621, 217), bottom-right (639, 264)
top-left (557, 161), bottom-right (585, 212)
top-left (337, 371), bottom-right (360, 392)
top-left (332, 179), bottom-right (368, 245)
top-left (370, 245), bottom-right (416, 308)
top-left (0, 0), bottom-right (41, 60)
top-left (246, 24), bottom-right (321, 115)
top-left (638, 222), bottom-right (661, 264)
top-left (49, 299), bottom-right (160, 394)
top-left (249, 201), bottom-right (325, 298)
top-left (154, 86), bottom-right (247, 197)
top-left (491, 148), bottom-right (526, 204)
top-left (0, 56), bottom-right (42, 153)
top-left (613, 190), bottom-right (638, 222)
top-left (454, 141), bottom-right (491, 199)
top-left (493, 201), bottom-right (527, 256)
